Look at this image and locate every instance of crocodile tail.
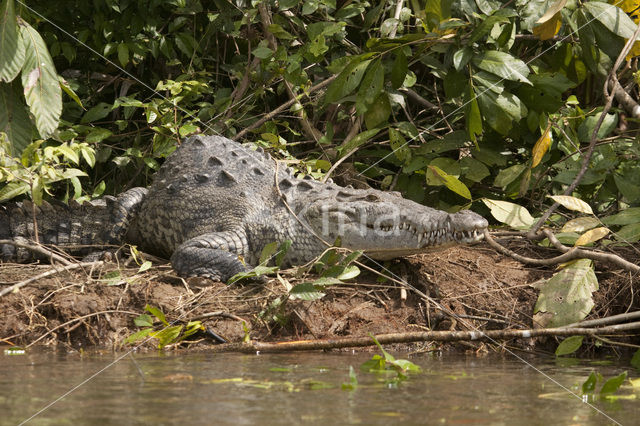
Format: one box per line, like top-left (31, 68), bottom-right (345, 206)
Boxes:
top-left (0, 187), bottom-right (148, 262)
top-left (0, 198), bottom-right (118, 262)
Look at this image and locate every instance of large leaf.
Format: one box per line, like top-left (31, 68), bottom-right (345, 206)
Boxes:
top-left (478, 90), bottom-right (528, 135)
top-left (357, 59), bottom-right (384, 107)
top-left (0, 82), bottom-right (32, 155)
top-left (427, 165), bottom-right (471, 199)
top-left (465, 85), bottom-right (482, 141)
top-left (548, 195), bottom-right (593, 215)
top-left (574, 227), bottom-right (609, 246)
top-left (20, 22), bottom-right (61, 138)
top-left (363, 93), bottom-right (391, 129)
top-left (533, 0), bottom-right (567, 41)
top-left (325, 56), bottom-right (372, 104)
top-left (584, 1), bottom-right (639, 40)
top-left (602, 207), bottom-right (640, 225)
top-left (482, 198), bottom-right (535, 229)
top-left (531, 124), bottom-right (551, 168)
top-left (472, 50), bottom-right (531, 85)
top-left (533, 259), bottom-right (598, 328)
top-left (0, 0), bottom-right (24, 82)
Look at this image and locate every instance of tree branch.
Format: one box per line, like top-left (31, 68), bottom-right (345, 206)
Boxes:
top-left (207, 322), bottom-right (640, 353)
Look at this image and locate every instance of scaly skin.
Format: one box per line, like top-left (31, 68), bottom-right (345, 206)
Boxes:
top-left (1, 135), bottom-right (488, 281)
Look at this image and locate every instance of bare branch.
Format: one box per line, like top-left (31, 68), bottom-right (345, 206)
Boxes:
top-left (207, 322), bottom-right (640, 353)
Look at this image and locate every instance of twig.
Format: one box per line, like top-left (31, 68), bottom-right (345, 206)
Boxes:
top-left (527, 22), bottom-right (640, 238)
top-left (232, 75), bottom-right (337, 141)
top-left (0, 239), bottom-right (72, 266)
top-left (484, 230), bottom-right (640, 273)
top-left (25, 309), bottom-right (139, 348)
top-left (564, 310), bottom-right (640, 328)
top-left (0, 261), bottom-right (104, 297)
top-left (206, 322), bottom-right (640, 353)
top-left (321, 147), bottom-right (359, 183)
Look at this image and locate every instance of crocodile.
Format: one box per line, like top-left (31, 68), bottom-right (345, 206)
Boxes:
top-left (0, 135), bottom-right (488, 281)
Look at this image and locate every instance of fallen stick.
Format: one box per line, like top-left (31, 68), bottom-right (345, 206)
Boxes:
top-left (483, 230), bottom-right (640, 273)
top-left (0, 261), bottom-right (103, 297)
top-left (207, 321), bottom-right (640, 353)
top-left (0, 239), bottom-right (71, 266)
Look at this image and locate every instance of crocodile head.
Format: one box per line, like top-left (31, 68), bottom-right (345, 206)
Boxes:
top-left (300, 187), bottom-right (488, 259)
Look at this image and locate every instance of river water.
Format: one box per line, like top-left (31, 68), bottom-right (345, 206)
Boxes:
top-left (1, 349), bottom-right (637, 425)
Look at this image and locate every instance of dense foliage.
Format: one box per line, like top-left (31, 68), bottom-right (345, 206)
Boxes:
top-left (1, 0), bottom-right (640, 239)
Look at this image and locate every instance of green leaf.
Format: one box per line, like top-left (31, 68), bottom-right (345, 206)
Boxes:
top-left (178, 123), bottom-right (198, 137)
top-left (145, 304), bottom-right (168, 326)
top-left (391, 51), bottom-right (407, 89)
top-left (493, 164), bottom-right (525, 189)
top-left (275, 240), bottom-right (291, 267)
top-left (31, 175), bottom-right (42, 205)
top-left (389, 127), bottom-right (411, 164)
top-left (453, 47), bottom-right (472, 71)
top-left (0, 180), bottom-right (29, 201)
top-left (85, 128), bottom-right (113, 143)
top-left (465, 85), bottom-right (482, 141)
top-left (117, 43), bottom-right (129, 67)
top-left (59, 76), bottom-right (83, 108)
top-left (482, 198), bottom-right (535, 229)
top-left (582, 372), bottom-right (598, 394)
top-left (123, 327), bottom-right (153, 345)
top-left (342, 365), bottom-right (359, 390)
top-left (289, 282), bottom-right (326, 300)
top-left (81, 102), bottom-right (112, 124)
top-left (151, 325), bottom-right (182, 349)
top-left (325, 56), bottom-right (372, 104)
top-left (20, 22), bottom-right (62, 138)
top-left (584, 2), bottom-right (638, 39)
top-left (555, 335), bottom-right (584, 356)
top-left (614, 173), bottom-right (640, 203)
top-left (472, 50), bottom-right (531, 85)
top-left (252, 46), bottom-right (273, 59)
top-left (338, 128), bottom-right (379, 157)
top-left (56, 143), bottom-right (80, 164)
top-left (478, 90), bottom-right (528, 135)
top-left (134, 314), bottom-right (154, 327)
top-left (615, 223), bottom-right (640, 243)
top-left (357, 59), bottom-right (384, 107)
top-left (0, 0), bottom-right (25, 82)
top-left (631, 349), bottom-right (640, 370)
top-left (427, 165), bottom-right (471, 199)
top-left (138, 261), bottom-right (152, 273)
top-left (577, 113), bottom-right (617, 143)
top-left (460, 157), bottom-right (490, 183)
top-left (602, 207), bottom-right (640, 226)
top-left (0, 82), bottom-right (32, 155)
top-left (600, 372), bottom-right (627, 395)
top-left (364, 93), bottom-right (391, 129)
top-left (337, 265), bottom-right (360, 280)
top-left (259, 241), bottom-right (279, 265)
top-left (533, 259), bottom-right (598, 328)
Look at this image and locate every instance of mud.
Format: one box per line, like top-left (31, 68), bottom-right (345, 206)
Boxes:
top-left (0, 244), bottom-right (637, 352)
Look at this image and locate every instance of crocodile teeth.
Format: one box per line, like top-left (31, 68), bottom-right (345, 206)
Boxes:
top-left (417, 232), bottom-right (424, 245)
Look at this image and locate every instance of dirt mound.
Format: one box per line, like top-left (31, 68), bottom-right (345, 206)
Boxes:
top-left (0, 245), bottom-right (636, 352)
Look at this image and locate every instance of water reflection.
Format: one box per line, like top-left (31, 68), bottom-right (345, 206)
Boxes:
top-left (1, 350), bottom-right (635, 425)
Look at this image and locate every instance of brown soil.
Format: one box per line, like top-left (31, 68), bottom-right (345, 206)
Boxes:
top-left (0, 244), bottom-right (637, 352)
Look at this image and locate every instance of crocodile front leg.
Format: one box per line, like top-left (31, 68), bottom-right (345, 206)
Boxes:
top-left (170, 230), bottom-right (251, 281)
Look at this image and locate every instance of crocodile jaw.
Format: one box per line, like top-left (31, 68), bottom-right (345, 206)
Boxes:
top-left (301, 193), bottom-right (488, 258)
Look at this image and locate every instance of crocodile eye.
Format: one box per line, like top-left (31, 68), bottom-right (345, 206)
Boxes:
top-left (365, 194), bottom-right (379, 202)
